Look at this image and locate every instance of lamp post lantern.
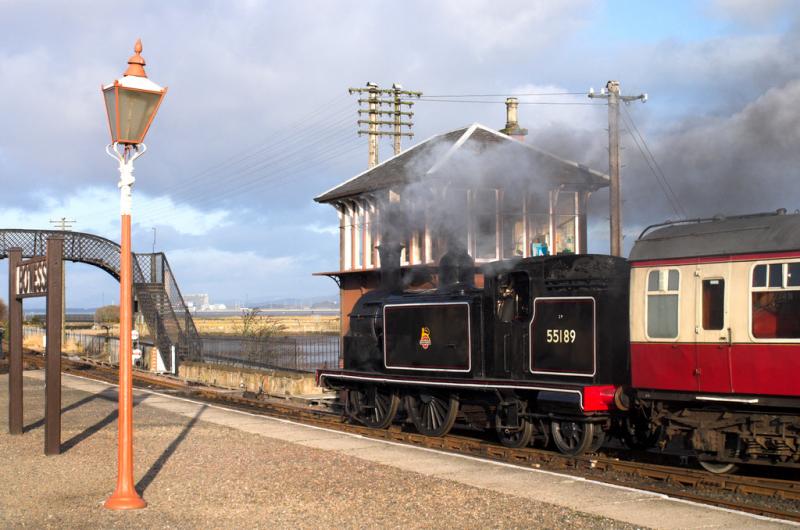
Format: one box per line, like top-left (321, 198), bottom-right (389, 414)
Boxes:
top-left (102, 38), bottom-right (166, 511)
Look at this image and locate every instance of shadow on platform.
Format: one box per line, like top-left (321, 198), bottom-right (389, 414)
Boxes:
top-left (136, 405), bottom-right (206, 494)
top-left (23, 389), bottom-right (118, 433)
top-left (60, 394), bottom-right (150, 453)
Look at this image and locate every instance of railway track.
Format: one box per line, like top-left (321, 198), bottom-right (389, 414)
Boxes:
top-left (19, 353), bottom-right (800, 523)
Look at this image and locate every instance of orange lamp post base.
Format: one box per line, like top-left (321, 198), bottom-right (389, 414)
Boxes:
top-left (104, 491), bottom-right (147, 510)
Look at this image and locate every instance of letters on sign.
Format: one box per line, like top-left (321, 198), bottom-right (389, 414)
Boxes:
top-left (16, 260), bottom-right (48, 297)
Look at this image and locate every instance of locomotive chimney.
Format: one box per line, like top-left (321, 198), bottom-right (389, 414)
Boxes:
top-left (378, 242), bottom-right (404, 292)
top-left (378, 201), bottom-right (405, 292)
top-left (438, 240), bottom-right (474, 290)
top-left (499, 97), bottom-right (528, 141)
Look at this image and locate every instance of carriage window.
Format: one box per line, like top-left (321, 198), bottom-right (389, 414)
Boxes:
top-left (752, 261), bottom-right (800, 339)
top-left (769, 264), bottom-right (782, 288)
top-left (788, 263), bottom-right (800, 287)
top-left (702, 279), bottom-right (725, 330)
top-left (752, 265), bottom-right (767, 287)
top-left (647, 269), bottom-right (680, 339)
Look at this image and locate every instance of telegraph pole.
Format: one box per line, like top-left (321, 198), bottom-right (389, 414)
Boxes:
top-left (589, 81), bottom-right (646, 256)
top-left (49, 217), bottom-right (74, 344)
top-left (349, 82), bottom-right (421, 168)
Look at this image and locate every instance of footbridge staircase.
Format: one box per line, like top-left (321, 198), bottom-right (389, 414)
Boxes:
top-left (0, 229), bottom-right (200, 371)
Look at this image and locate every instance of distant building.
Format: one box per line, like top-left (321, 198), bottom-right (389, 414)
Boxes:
top-left (184, 293), bottom-right (209, 308)
top-left (314, 100), bottom-right (609, 335)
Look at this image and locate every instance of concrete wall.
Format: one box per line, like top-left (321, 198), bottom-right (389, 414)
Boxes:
top-left (178, 361), bottom-right (323, 396)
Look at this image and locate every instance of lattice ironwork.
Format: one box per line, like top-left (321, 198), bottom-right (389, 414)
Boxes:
top-left (0, 229), bottom-right (200, 369)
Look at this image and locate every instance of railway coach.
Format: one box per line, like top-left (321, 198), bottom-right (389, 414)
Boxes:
top-left (626, 210), bottom-right (800, 472)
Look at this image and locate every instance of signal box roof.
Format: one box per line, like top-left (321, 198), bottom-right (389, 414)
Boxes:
top-left (629, 210), bottom-right (800, 261)
top-left (315, 123), bottom-right (609, 203)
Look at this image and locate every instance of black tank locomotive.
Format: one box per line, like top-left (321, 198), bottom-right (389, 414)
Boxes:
top-left (318, 248), bottom-right (631, 454)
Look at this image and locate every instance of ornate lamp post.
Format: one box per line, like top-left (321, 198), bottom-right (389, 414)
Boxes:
top-left (101, 38), bottom-right (167, 511)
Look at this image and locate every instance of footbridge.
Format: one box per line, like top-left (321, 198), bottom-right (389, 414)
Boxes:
top-left (0, 229), bottom-right (200, 370)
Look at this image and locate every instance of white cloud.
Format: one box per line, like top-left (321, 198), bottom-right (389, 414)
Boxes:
top-left (706, 0), bottom-right (793, 26)
top-left (0, 187), bottom-right (230, 238)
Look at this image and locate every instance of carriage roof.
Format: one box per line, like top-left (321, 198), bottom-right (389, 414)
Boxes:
top-left (629, 210), bottom-right (800, 261)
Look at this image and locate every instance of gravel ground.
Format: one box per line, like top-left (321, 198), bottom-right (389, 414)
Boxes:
top-left (0, 374), bottom-right (644, 529)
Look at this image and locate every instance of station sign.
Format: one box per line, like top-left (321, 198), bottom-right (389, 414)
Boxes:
top-left (16, 257), bottom-right (48, 298)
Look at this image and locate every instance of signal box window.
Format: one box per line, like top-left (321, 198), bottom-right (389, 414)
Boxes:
top-left (647, 269), bottom-right (679, 339)
top-left (473, 189), bottom-right (499, 261)
top-left (752, 263), bottom-right (800, 339)
top-left (702, 279), bottom-right (725, 330)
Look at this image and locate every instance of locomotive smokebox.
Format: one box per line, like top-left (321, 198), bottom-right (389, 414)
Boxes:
top-left (438, 246), bottom-right (474, 289)
top-left (378, 242), bottom-right (404, 292)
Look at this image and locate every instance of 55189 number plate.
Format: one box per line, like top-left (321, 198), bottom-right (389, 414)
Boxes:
top-left (530, 297), bottom-right (595, 376)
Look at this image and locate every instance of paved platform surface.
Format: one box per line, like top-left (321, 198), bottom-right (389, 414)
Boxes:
top-left (0, 371), bottom-right (795, 529)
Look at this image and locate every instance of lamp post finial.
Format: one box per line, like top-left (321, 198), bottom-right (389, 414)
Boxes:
top-left (124, 38), bottom-right (147, 78)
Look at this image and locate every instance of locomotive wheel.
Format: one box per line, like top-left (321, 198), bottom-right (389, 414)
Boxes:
top-left (588, 428), bottom-right (606, 452)
top-left (347, 386), bottom-right (400, 429)
top-left (698, 460), bottom-right (739, 475)
top-left (550, 419), bottom-right (596, 456)
top-left (495, 416), bottom-right (534, 449)
top-left (405, 392), bottom-right (459, 437)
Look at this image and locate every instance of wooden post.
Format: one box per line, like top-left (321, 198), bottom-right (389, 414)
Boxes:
top-left (45, 236), bottom-right (63, 455)
top-left (7, 247), bottom-right (23, 435)
top-left (607, 81), bottom-right (622, 257)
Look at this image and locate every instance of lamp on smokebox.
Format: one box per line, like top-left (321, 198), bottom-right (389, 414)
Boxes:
top-left (101, 38), bottom-right (166, 512)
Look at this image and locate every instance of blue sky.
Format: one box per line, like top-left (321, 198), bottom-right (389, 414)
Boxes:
top-left (1, 0), bottom-right (798, 308)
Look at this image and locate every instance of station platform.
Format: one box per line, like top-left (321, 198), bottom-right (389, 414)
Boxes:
top-left (0, 371), bottom-right (794, 529)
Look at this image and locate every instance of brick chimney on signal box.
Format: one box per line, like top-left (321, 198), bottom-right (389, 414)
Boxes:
top-left (499, 97), bottom-right (528, 141)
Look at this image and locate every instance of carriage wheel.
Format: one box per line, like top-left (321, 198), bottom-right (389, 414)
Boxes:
top-left (621, 416), bottom-right (661, 450)
top-left (347, 386), bottom-right (400, 429)
top-left (494, 409), bottom-right (534, 448)
top-left (405, 392), bottom-right (459, 437)
top-left (550, 419), bottom-right (596, 456)
top-left (698, 460), bottom-right (739, 474)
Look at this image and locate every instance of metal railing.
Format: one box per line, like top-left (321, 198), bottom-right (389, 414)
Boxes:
top-left (195, 334), bottom-right (339, 372)
top-left (22, 326), bottom-right (340, 374)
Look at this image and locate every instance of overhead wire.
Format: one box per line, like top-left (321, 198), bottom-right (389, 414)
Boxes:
top-left (137, 111), bottom-right (357, 209)
top-left (138, 138), bottom-right (363, 223)
top-left (137, 123), bottom-right (364, 219)
top-left (620, 105), bottom-right (687, 219)
top-left (133, 106), bottom-right (355, 206)
top-left (97, 94), bottom-right (358, 220)
top-left (417, 98), bottom-right (603, 106)
top-left (422, 91), bottom-right (587, 97)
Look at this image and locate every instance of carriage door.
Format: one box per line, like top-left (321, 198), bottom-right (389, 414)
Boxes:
top-left (694, 263), bottom-right (732, 393)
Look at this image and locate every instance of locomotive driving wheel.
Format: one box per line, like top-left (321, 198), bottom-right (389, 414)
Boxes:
top-left (405, 392), bottom-right (459, 437)
top-left (550, 419), bottom-right (596, 456)
top-left (346, 386), bottom-right (400, 429)
top-left (495, 418), bottom-right (533, 448)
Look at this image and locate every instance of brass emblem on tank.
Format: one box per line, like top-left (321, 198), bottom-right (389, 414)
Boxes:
top-left (419, 326), bottom-right (432, 350)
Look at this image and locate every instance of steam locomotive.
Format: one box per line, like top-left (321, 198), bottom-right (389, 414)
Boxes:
top-left (317, 210), bottom-right (800, 472)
